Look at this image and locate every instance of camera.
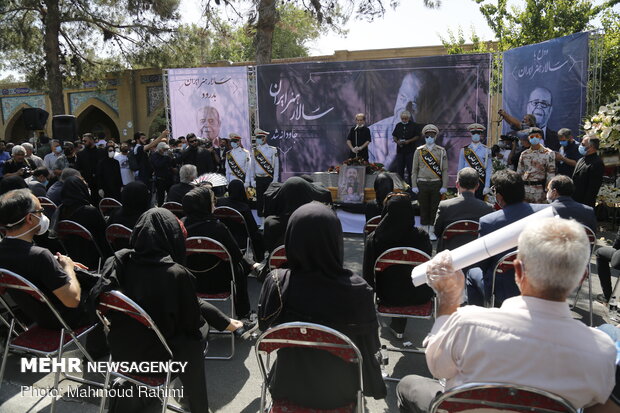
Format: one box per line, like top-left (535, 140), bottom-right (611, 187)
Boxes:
top-left (499, 134), bottom-right (519, 142)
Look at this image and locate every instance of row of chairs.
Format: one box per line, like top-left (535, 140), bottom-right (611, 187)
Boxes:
top-left (0, 268), bottom-right (578, 413)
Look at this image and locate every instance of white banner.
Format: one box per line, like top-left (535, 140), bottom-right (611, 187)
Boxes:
top-left (167, 67), bottom-right (251, 149)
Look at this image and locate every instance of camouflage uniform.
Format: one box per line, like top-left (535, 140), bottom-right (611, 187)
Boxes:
top-left (517, 145), bottom-right (556, 203)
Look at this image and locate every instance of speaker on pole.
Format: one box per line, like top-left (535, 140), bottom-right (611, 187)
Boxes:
top-left (52, 115), bottom-right (78, 143)
top-left (22, 108), bottom-right (49, 130)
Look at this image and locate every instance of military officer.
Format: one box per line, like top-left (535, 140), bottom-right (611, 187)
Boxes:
top-left (458, 123), bottom-right (492, 199)
top-left (225, 133), bottom-right (252, 188)
top-left (517, 127), bottom-right (556, 203)
top-left (251, 128), bottom-right (279, 216)
top-left (411, 124), bottom-right (449, 241)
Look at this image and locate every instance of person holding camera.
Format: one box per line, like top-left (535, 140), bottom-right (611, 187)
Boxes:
top-left (3, 145), bottom-right (36, 179)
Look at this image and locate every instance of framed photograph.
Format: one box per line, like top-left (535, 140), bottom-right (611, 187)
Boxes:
top-left (338, 165), bottom-right (366, 204)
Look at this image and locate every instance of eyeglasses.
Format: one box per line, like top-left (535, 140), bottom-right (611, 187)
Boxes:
top-left (188, 140), bottom-right (197, 143)
top-left (528, 100), bottom-right (551, 109)
top-left (31, 208), bottom-right (45, 215)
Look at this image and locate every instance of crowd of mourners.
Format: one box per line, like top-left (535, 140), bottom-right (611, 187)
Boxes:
top-left (0, 127), bottom-right (618, 413)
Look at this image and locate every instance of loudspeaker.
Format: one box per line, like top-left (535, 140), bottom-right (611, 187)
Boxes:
top-left (52, 115), bottom-right (78, 142)
top-left (22, 108), bottom-right (49, 130)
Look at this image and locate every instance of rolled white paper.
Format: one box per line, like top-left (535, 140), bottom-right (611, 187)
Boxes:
top-left (411, 206), bottom-right (556, 286)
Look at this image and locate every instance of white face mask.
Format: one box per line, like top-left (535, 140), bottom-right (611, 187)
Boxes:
top-left (5, 213), bottom-right (50, 238)
top-left (108, 151), bottom-right (115, 159)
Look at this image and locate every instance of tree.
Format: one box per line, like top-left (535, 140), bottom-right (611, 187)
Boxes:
top-left (130, 3), bottom-right (325, 68)
top-left (0, 0), bottom-right (180, 116)
top-left (600, 10), bottom-right (620, 104)
top-left (210, 0), bottom-right (440, 64)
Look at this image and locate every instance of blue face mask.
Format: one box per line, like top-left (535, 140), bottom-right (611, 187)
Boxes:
top-left (559, 140), bottom-right (568, 147)
top-left (42, 180), bottom-right (48, 187)
top-left (471, 134), bottom-right (481, 143)
top-left (425, 136), bottom-right (435, 145)
top-left (231, 142), bottom-right (239, 149)
top-left (256, 138), bottom-right (264, 145)
top-left (182, 143), bottom-right (187, 150)
top-left (578, 145), bottom-right (587, 155)
top-left (55, 146), bottom-right (62, 154)
top-left (529, 137), bottom-right (540, 146)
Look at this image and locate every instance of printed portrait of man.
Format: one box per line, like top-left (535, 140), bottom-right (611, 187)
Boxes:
top-left (196, 106), bottom-right (222, 147)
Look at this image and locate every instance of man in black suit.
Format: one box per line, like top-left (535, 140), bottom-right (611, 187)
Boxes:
top-left (554, 128), bottom-right (581, 177)
top-left (434, 167), bottom-right (494, 251)
top-left (572, 136), bottom-right (604, 208)
top-left (547, 175), bottom-right (596, 233)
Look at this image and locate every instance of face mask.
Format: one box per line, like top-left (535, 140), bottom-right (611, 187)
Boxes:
top-left (181, 144), bottom-right (187, 150)
top-left (471, 134), bottom-right (481, 143)
top-left (108, 151), bottom-right (115, 159)
top-left (578, 145), bottom-right (587, 155)
top-left (55, 146), bottom-right (62, 154)
top-left (559, 140), bottom-right (568, 147)
top-left (5, 213), bottom-right (50, 238)
top-left (256, 138), bottom-right (264, 145)
top-left (231, 142), bottom-right (239, 149)
top-left (425, 136), bottom-right (435, 145)
top-left (546, 190), bottom-right (555, 204)
top-left (41, 180), bottom-right (48, 187)
top-left (529, 137), bottom-right (540, 146)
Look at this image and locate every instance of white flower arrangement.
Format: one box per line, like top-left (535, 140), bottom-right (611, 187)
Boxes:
top-left (597, 184), bottom-right (620, 206)
top-left (584, 95), bottom-right (620, 149)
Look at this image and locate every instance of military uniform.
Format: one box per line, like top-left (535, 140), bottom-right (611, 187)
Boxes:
top-left (458, 123), bottom-right (492, 200)
top-left (225, 146), bottom-right (252, 187)
top-left (517, 145), bottom-right (556, 203)
top-left (251, 128), bottom-right (279, 216)
top-left (412, 126), bottom-right (449, 227)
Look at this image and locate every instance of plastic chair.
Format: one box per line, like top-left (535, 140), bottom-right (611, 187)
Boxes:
top-left (373, 247), bottom-right (434, 355)
top-left (96, 290), bottom-right (188, 413)
top-left (489, 250), bottom-right (519, 308)
top-left (571, 226), bottom-right (596, 326)
top-left (185, 236), bottom-right (236, 360)
top-left (268, 245), bottom-right (287, 271)
top-left (98, 197), bottom-right (122, 217)
top-left (213, 206), bottom-right (252, 257)
top-left (429, 382), bottom-right (577, 413)
top-left (105, 224), bottom-right (132, 252)
top-left (162, 201), bottom-right (185, 218)
top-left (38, 196), bottom-right (57, 218)
top-left (363, 215), bottom-right (382, 241)
top-left (255, 322), bottom-right (364, 413)
top-left (0, 269), bottom-right (100, 413)
top-left (56, 220), bottom-right (106, 272)
top-left (439, 220), bottom-right (479, 251)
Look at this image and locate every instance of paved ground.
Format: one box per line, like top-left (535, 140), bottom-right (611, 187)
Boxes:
top-left (0, 228), bottom-right (615, 413)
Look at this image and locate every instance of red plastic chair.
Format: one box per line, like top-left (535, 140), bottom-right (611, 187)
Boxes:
top-left (255, 322), bottom-right (364, 413)
top-left (571, 226), bottom-right (596, 326)
top-left (0, 269), bottom-right (99, 412)
top-left (98, 197), bottom-right (122, 217)
top-left (214, 206), bottom-right (252, 256)
top-left (429, 382), bottom-right (577, 413)
top-left (56, 220), bottom-right (106, 272)
top-left (363, 215), bottom-right (382, 240)
top-left (489, 251), bottom-right (518, 308)
top-left (162, 201), bottom-right (185, 218)
top-left (268, 245), bottom-right (288, 271)
top-left (439, 220), bottom-right (479, 251)
top-left (373, 247), bottom-right (434, 355)
top-left (105, 224), bottom-right (132, 252)
top-left (185, 236), bottom-right (236, 360)
top-left (38, 196), bottom-right (57, 218)
top-left (96, 290), bottom-right (188, 413)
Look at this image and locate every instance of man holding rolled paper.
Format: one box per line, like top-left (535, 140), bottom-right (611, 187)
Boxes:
top-left (397, 218), bottom-right (616, 413)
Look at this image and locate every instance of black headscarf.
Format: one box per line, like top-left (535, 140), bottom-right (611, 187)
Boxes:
top-left (0, 176), bottom-right (27, 196)
top-left (182, 186), bottom-right (213, 224)
top-left (226, 179), bottom-right (248, 203)
top-left (285, 202), bottom-right (352, 281)
top-left (373, 173), bottom-right (394, 211)
top-left (120, 181), bottom-right (150, 217)
top-left (60, 176), bottom-right (92, 207)
top-left (130, 208), bottom-right (186, 265)
top-left (272, 177), bottom-right (324, 217)
top-left (373, 192), bottom-right (430, 254)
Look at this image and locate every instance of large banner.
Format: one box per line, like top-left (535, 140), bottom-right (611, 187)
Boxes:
top-left (167, 67), bottom-right (251, 148)
top-left (502, 32), bottom-right (589, 146)
top-left (257, 54), bottom-right (491, 180)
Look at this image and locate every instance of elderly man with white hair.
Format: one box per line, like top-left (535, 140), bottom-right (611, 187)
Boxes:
top-left (396, 217), bottom-right (616, 413)
top-left (21, 142), bottom-right (44, 168)
top-left (166, 164), bottom-right (197, 204)
top-left (2, 145), bottom-right (37, 178)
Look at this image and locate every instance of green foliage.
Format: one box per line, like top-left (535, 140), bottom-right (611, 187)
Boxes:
top-left (600, 10), bottom-right (620, 104)
top-left (440, 26), bottom-right (490, 55)
top-left (130, 2), bottom-right (325, 68)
